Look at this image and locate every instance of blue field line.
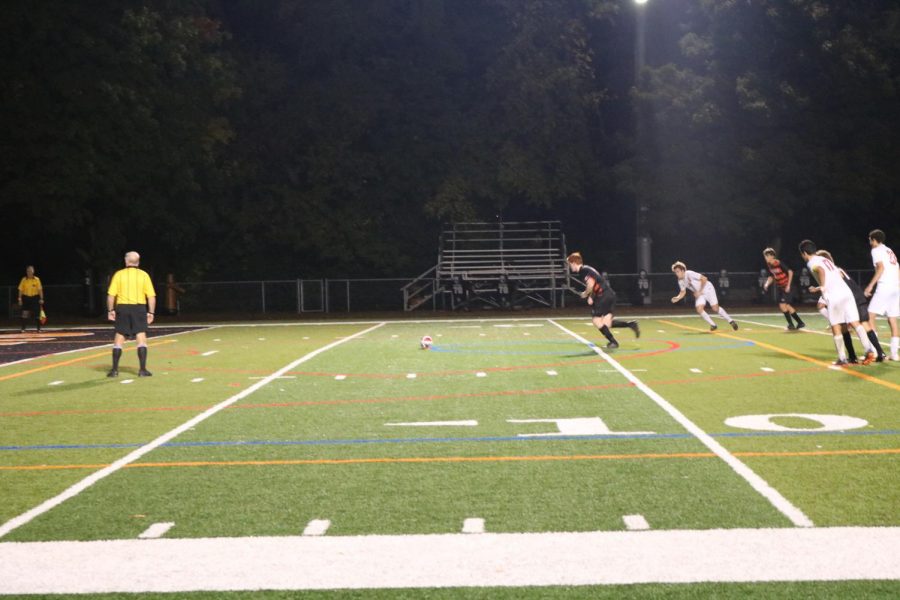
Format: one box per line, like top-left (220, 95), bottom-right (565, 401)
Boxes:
top-left (3, 428), bottom-right (900, 453)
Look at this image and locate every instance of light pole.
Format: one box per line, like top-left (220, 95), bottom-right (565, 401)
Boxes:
top-left (634, 0), bottom-right (652, 276)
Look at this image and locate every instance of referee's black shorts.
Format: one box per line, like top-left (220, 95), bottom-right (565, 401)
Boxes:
top-left (21, 295), bottom-right (40, 317)
top-left (776, 288), bottom-right (796, 305)
top-left (114, 304), bottom-right (148, 337)
top-left (591, 292), bottom-right (617, 318)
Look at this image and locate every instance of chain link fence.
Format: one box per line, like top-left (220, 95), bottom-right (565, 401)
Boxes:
top-left (3, 270), bottom-right (876, 318)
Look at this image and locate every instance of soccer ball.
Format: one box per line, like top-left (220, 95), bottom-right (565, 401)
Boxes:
top-left (420, 335), bottom-right (433, 350)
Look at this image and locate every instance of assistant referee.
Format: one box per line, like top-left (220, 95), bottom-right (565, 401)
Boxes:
top-left (107, 251), bottom-right (156, 377)
top-left (17, 265), bottom-right (44, 332)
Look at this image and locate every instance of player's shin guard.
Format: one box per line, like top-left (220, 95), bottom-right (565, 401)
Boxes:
top-left (699, 310), bottom-right (715, 326)
top-left (599, 325), bottom-right (617, 345)
top-left (716, 307), bottom-right (732, 322)
top-left (137, 346), bottom-right (148, 370)
top-left (783, 311), bottom-right (794, 326)
top-left (792, 312), bottom-right (805, 326)
top-left (891, 337), bottom-right (900, 358)
top-left (611, 319), bottom-right (633, 328)
top-left (111, 347), bottom-right (122, 370)
top-left (854, 325), bottom-right (874, 354)
top-left (833, 335), bottom-right (847, 361)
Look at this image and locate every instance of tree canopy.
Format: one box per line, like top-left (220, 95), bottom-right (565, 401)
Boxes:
top-left (2, 0), bottom-right (897, 283)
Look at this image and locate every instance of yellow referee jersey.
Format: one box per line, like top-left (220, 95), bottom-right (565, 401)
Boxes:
top-left (18, 276), bottom-right (42, 297)
top-left (108, 267), bottom-right (156, 305)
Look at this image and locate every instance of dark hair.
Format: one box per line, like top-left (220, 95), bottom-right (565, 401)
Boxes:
top-left (798, 239), bottom-right (817, 255)
top-left (869, 229), bottom-right (886, 244)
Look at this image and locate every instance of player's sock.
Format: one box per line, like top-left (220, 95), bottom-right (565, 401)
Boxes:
top-left (833, 335), bottom-right (847, 362)
top-left (842, 331), bottom-right (857, 362)
top-left (611, 319), bottom-right (631, 328)
top-left (699, 311), bottom-right (715, 326)
top-left (854, 325), bottom-right (874, 354)
top-left (111, 346), bottom-right (122, 371)
top-left (716, 307), bottom-right (732, 322)
top-left (792, 312), bottom-right (805, 327)
top-left (137, 346), bottom-right (148, 371)
top-left (867, 330), bottom-right (885, 359)
top-left (818, 306), bottom-right (828, 320)
top-left (783, 311), bottom-right (794, 327)
top-left (891, 336), bottom-right (900, 359)
top-left (599, 325), bottom-right (618, 345)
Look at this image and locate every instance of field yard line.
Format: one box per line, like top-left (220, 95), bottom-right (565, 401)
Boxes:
top-left (0, 339), bottom-right (177, 383)
top-left (736, 317), bottom-right (830, 336)
top-left (548, 319), bottom-right (814, 528)
top-left (1, 526), bottom-right (898, 592)
top-left (664, 319), bottom-right (900, 393)
top-left (0, 322), bottom-right (385, 541)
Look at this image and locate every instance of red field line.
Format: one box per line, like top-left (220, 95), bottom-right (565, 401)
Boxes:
top-left (5, 447), bottom-right (900, 471)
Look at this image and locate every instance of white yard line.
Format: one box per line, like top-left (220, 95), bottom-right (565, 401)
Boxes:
top-left (0, 322), bottom-right (386, 541)
top-left (735, 317), bottom-right (829, 336)
top-left (0, 527), bottom-right (897, 593)
top-left (622, 515), bottom-right (650, 531)
top-left (302, 520), bottom-right (331, 537)
top-left (462, 518), bottom-right (485, 534)
top-left (548, 319), bottom-right (814, 528)
top-left (138, 522), bottom-right (175, 540)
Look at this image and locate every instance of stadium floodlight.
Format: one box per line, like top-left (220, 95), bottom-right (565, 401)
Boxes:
top-left (634, 0), bottom-right (649, 5)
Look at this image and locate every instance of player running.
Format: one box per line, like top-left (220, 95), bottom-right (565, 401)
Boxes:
top-left (799, 240), bottom-right (875, 366)
top-left (567, 252), bottom-right (639, 349)
top-left (863, 229), bottom-right (900, 361)
top-left (762, 248), bottom-right (805, 330)
top-left (816, 250), bottom-right (886, 363)
top-left (670, 261), bottom-right (738, 331)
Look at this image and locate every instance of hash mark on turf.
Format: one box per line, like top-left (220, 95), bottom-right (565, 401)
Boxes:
top-left (406, 373), bottom-right (417, 379)
top-left (334, 375), bottom-right (347, 380)
top-left (191, 378), bottom-right (204, 383)
top-left (138, 522), bottom-right (174, 539)
top-left (48, 381), bottom-right (63, 386)
top-left (302, 519), bottom-right (331, 536)
top-left (761, 367), bottom-right (775, 372)
top-left (623, 515), bottom-right (650, 531)
top-left (475, 372), bottom-right (487, 377)
top-left (546, 370), bottom-right (557, 376)
top-left (462, 518), bottom-right (485, 534)
top-left (689, 368), bottom-right (702, 374)
top-left (201, 351), bottom-right (218, 356)
top-left (121, 379), bottom-right (134, 384)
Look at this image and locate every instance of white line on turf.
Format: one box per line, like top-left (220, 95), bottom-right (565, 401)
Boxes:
top-left (1, 527), bottom-right (897, 593)
top-left (302, 520), bottom-right (331, 536)
top-left (201, 350), bottom-right (219, 356)
top-left (48, 380), bottom-right (63, 386)
top-left (546, 370), bottom-right (558, 376)
top-left (548, 319), bottom-right (815, 528)
top-left (475, 372), bottom-right (487, 377)
top-left (121, 379), bottom-right (134, 384)
top-left (761, 367), bottom-right (775, 373)
top-left (334, 375), bottom-right (347, 380)
top-left (689, 368), bottom-right (702, 374)
top-left (462, 518), bottom-right (485, 534)
top-left (0, 322), bottom-right (386, 541)
top-left (623, 515), bottom-right (650, 531)
top-left (385, 420), bottom-right (478, 428)
top-left (138, 522), bottom-right (175, 539)
top-left (191, 378), bottom-right (205, 383)
top-left (406, 373), bottom-right (416, 379)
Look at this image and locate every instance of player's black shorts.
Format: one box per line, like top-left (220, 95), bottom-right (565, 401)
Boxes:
top-left (21, 295), bottom-right (40, 317)
top-left (856, 301), bottom-right (870, 323)
top-left (591, 292), bottom-right (616, 318)
top-left (114, 304), bottom-right (148, 337)
top-left (776, 288), bottom-right (795, 305)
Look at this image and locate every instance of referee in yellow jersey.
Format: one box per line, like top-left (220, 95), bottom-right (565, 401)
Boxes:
top-left (107, 251), bottom-right (156, 377)
top-left (17, 265), bottom-right (44, 332)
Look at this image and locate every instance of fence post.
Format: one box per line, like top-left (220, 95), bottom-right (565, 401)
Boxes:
top-left (296, 279), bottom-right (302, 314)
top-left (323, 279), bottom-right (329, 313)
top-left (346, 280), bottom-right (350, 312)
top-left (261, 281), bottom-right (266, 314)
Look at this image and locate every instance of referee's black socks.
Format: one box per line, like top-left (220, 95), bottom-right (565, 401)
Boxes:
top-left (111, 347), bottom-right (122, 371)
top-left (868, 330), bottom-right (885, 359)
top-left (137, 346), bottom-right (148, 370)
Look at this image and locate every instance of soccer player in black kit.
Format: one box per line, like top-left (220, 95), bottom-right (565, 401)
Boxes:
top-left (762, 248), bottom-right (805, 330)
top-left (567, 252), bottom-right (639, 349)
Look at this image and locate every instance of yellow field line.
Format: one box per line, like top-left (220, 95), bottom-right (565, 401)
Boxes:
top-left (4, 447), bottom-right (900, 471)
top-left (0, 340), bottom-right (177, 383)
top-left (659, 319), bottom-right (900, 392)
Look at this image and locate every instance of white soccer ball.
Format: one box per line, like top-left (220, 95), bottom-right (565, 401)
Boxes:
top-left (420, 335), bottom-right (433, 349)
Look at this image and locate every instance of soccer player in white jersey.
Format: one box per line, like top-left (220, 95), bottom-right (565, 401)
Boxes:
top-left (670, 261), bottom-right (738, 331)
top-left (863, 229), bottom-right (900, 361)
top-left (799, 240), bottom-right (875, 365)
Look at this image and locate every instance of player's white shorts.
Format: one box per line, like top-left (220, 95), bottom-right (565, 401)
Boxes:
top-left (868, 286), bottom-right (900, 318)
top-left (823, 292), bottom-right (860, 325)
top-left (694, 285), bottom-right (719, 308)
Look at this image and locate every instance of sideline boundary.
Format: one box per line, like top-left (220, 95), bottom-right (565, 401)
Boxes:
top-left (0, 322), bottom-right (386, 540)
top-left (548, 319), bottom-right (814, 528)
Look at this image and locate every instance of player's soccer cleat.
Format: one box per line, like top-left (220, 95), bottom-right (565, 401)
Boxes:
top-left (629, 321), bottom-right (640, 338)
top-left (606, 341), bottom-right (619, 350)
top-left (832, 359), bottom-right (848, 366)
top-left (787, 324), bottom-right (796, 330)
top-left (106, 369), bottom-right (118, 378)
top-left (730, 321), bottom-right (739, 331)
top-left (847, 358), bottom-right (859, 365)
top-left (796, 322), bottom-right (806, 330)
top-left (138, 369), bottom-right (153, 377)
top-left (861, 352), bottom-right (876, 366)
top-left (709, 325), bottom-right (718, 332)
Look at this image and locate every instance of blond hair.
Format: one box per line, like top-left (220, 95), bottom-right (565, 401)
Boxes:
top-left (671, 261), bottom-right (686, 272)
top-left (762, 247), bottom-right (776, 258)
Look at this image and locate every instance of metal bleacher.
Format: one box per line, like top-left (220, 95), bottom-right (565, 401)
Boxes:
top-left (402, 221), bottom-right (571, 311)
